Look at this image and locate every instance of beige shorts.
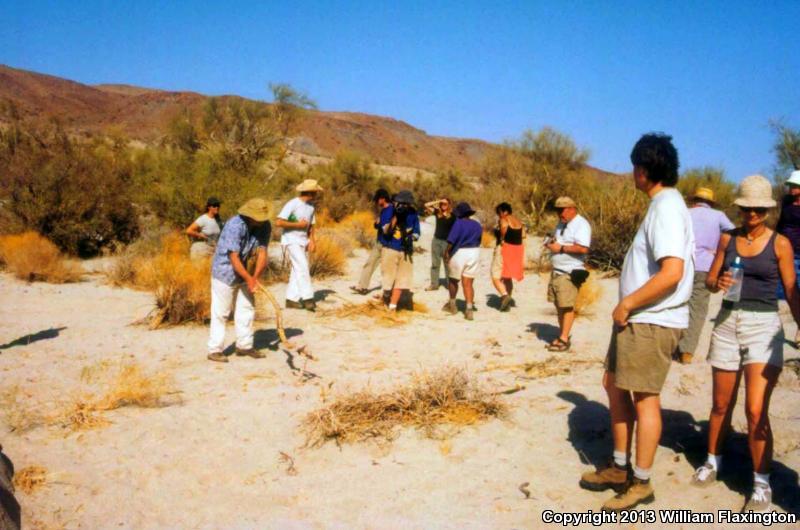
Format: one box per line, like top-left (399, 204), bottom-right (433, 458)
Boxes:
top-left (547, 273), bottom-right (578, 309)
top-left (605, 322), bottom-right (680, 394)
top-left (381, 248), bottom-right (413, 290)
top-left (448, 247), bottom-right (480, 279)
top-left (490, 245), bottom-right (503, 279)
top-left (708, 307), bottom-right (784, 371)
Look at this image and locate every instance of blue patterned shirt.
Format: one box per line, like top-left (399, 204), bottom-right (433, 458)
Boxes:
top-left (211, 215), bottom-right (270, 285)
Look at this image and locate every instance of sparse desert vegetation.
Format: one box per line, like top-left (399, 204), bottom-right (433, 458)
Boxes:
top-left (0, 232), bottom-right (83, 283)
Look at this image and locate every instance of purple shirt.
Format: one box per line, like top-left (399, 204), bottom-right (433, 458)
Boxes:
top-left (690, 203), bottom-right (734, 272)
top-left (776, 196), bottom-right (800, 254)
top-left (447, 218), bottom-right (482, 255)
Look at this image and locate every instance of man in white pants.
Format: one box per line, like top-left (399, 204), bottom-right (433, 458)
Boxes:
top-left (276, 179), bottom-right (322, 311)
top-left (207, 198), bottom-right (272, 363)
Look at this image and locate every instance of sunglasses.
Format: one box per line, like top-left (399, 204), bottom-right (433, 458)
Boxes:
top-left (738, 207), bottom-right (768, 214)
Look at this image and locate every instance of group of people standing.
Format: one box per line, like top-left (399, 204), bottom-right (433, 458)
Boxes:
top-left (188, 133), bottom-right (799, 514)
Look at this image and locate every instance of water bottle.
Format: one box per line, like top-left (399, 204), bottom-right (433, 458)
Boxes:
top-left (722, 256), bottom-right (744, 303)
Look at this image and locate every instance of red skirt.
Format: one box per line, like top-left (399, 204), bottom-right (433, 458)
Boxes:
top-left (501, 243), bottom-right (524, 281)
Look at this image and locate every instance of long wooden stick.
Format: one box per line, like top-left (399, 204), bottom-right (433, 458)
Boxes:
top-left (256, 284), bottom-right (315, 360)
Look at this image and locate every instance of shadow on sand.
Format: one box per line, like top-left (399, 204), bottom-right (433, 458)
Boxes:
top-left (557, 390), bottom-right (799, 515)
top-left (0, 327), bottom-right (67, 350)
top-left (526, 322), bottom-right (560, 345)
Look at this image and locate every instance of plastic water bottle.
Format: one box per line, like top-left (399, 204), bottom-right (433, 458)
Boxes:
top-left (723, 257), bottom-right (744, 303)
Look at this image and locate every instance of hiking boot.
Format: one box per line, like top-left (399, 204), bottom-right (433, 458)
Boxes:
top-left (601, 478), bottom-right (655, 512)
top-left (207, 352), bottom-right (228, 363)
top-left (499, 294), bottom-right (512, 312)
top-left (286, 299), bottom-right (304, 309)
top-left (236, 348), bottom-right (265, 359)
top-left (744, 485), bottom-right (772, 512)
top-left (425, 285), bottom-right (439, 291)
top-left (691, 463), bottom-right (717, 488)
top-left (465, 308), bottom-right (474, 321)
top-left (442, 300), bottom-right (457, 315)
top-left (302, 299), bottom-right (317, 312)
top-left (579, 462), bottom-right (629, 492)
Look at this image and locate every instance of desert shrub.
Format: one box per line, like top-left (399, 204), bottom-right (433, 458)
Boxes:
top-left (105, 225), bottom-right (173, 287)
top-left (132, 233), bottom-right (211, 327)
top-left (302, 366), bottom-right (507, 446)
top-left (311, 152), bottom-right (380, 221)
top-left (0, 119), bottom-right (140, 255)
top-left (677, 167), bottom-right (736, 211)
top-left (0, 232), bottom-right (83, 283)
top-left (574, 272), bottom-right (603, 317)
top-left (338, 211), bottom-right (377, 249)
top-left (308, 236), bottom-right (347, 278)
top-left (481, 230), bottom-right (496, 248)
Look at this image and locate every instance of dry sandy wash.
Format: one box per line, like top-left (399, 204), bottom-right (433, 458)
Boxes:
top-left (2, 220), bottom-right (799, 529)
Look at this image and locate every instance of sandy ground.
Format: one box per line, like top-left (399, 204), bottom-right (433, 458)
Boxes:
top-left (2, 219), bottom-right (799, 529)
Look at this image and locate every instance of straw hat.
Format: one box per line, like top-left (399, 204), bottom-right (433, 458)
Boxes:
top-left (238, 198), bottom-right (274, 222)
top-left (691, 187), bottom-right (715, 203)
top-left (733, 175), bottom-right (776, 208)
top-left (296, 179), bottom-right (323, 193)
top-left (786, 170), bottom-right (800, 187)
top-left (554, 196), bottom-right (577, 208)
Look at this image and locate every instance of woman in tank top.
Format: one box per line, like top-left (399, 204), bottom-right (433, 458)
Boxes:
top-left (692, 175), bottom-right (800, 512)
top-left (491, 202), bottom-right (525, 311)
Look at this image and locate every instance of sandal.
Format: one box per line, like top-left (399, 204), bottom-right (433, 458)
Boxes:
top-left (546, 337), bottom-right (571, 352)
top-left (350, 286), bottom-right (370, 295)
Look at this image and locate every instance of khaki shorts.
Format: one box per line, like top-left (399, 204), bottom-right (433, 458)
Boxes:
top-left (490, 245), bottom-right (503, 279)
top-left (604, 323), bottom-right (680, 394)
top-left (381, 248), bottom-right (413, 290)
top-left (708, 307), bottom-right (784, 371)
top-left (547, 273), bottom-right (578, 309)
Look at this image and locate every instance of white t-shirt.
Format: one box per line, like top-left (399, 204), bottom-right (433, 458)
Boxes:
top-left (620, 187), bottom-right (695, 328)
top-left (551, 214), bottom-right (592, 273)
top-left (278, 197), bottom-right (316, 245)
top-left (194, 214), bottom-right (221, 242)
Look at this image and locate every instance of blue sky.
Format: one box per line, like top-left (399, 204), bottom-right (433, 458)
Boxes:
top-left (2, 0), bottom-right (799, 179)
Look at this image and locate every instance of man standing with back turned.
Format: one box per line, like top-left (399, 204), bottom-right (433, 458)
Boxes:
top-left (579, 133), bottom-right (694, 511)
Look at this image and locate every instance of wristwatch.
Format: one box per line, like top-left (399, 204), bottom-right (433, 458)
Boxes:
top-left (559, 245), bottom-right (565, 254)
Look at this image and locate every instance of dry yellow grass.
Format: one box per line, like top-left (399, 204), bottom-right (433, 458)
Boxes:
top-left (0, 232), bottom-right (83, 283)
top-left (301, 367), bottom-right (507, 447)
top-left (481, 355), bottom-right (599, 379)
top-left (338, 210), bottom-right (376, 248)
top-left (13, 465), bottom-right (49, 494)
top-left (480, 230), bottom-right (496, 248)
top-left (574, 272), bottom-right (603, 317)
top-left (308, 236), bottom-right (347, 278)
top-left (321, 299), bottom-right (428, 327)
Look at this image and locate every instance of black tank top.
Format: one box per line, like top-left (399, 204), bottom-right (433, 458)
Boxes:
top-left (434, 214), bottom-right (455, 240)
top-left (722, 230), bottom-right (779, 310)
top-left (504, 226), bottom-right (523, 245)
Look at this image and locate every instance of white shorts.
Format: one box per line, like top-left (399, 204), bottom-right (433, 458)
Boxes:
top-left (449, 248), bottom-right (480, 279)
top-left (708, 307), bottom-right (784, 371)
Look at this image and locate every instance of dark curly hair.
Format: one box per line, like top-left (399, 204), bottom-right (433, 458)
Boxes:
top-left (630, 133), bottom-right (680, 186)
top-left (495, 202), bottom-right (512, 214)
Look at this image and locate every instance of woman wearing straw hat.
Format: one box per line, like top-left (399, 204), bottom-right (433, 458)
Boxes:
top-left (677, 187), bottom-right (734, 364)
top-left (186, 197), bottom-right (223, 260)
top-left (691, 175), bottom-right (800, 512)
top-left (276, 179), bottom-right (323, 312)
top-left (207, 198), bottom-right (272, 363)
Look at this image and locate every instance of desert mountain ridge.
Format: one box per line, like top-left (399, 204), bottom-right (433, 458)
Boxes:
top-left (0, 64), bottom-right (615, 177)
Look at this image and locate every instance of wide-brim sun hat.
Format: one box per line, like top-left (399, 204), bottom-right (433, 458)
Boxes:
top-left (733, 174), bottom-right (776, 208)
top-left (454, 202), bottom-right (476, 218)
top-left (393, 190), bottom-right (415, 204)
top-left (554, 196), bottom-right (577, 208)
top-left (786, 170), bottom-right (800, 187)
top-left (296, 179), bottom-right (324, 193)
top-left (238, 198), bottom-right (274, 222)
top-left (691, 187), bottom-right (715, 203)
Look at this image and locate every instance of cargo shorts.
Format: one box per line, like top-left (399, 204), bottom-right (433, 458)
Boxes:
top-left (547, 272), bottom-right (578, 309)
top-left (604, 322), bottom-right (681, 394)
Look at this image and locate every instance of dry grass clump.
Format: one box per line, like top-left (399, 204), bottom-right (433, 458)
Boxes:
top-left (574, 272), bottom-right (603, 317)
top-left (482, 355), bottom-right (599, 379)
top-left (105, 226), bottom-right (171, 287)
top-left (302, 367), bottom-right (507, 447)
top-left (338, 211), bottom-right (376, 249)
top-left (308, 236), bottom-right (347, 278)
top-left (0, 232), bottom-right (83, 283)
top-left (481, 230), bottom-right (496, 248)
top-left (132, 233), bottom-right (211, 327)
top-left (12, 465), bottom-right (49, 494)
top-left (321, 299), bottom-right (428, 327)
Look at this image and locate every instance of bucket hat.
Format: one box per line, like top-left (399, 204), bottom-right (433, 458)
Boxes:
top-left (554, 196), bottom-right (577, 208)
top-left (393, 190), bottom-right (415, 205)
top-left (238, 198), bottom-right (274, 222)
top-left (454, 202), bottom-right (476, 218)
top-left (296, 179), bottom-right (324, 193)
top-left (733, 175), bottom-right (776, 208)
top-left (691, 187), bottom-right (715, 203)
top-left (786, 170), bottom-right (800, 187)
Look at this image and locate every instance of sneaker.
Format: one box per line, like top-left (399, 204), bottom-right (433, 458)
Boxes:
top-left (286, 299), bottom-right (304, 309)
top-left (601, 478), bottom-right (655, 512)
top-left (691, 463), bottom-right (717, 487)
top-left (442, 300), bottom-right (458, 315)
top-left (207, 352), bottom-right (228, 363)
top-left (499, 294), bottom-right (512, 312)
top-left (579, 462), bottom-right (629, 492)
top-left (744, 485), bottom-right (772, 512)
top-left (465, 308), bottom-right (474, 321)
top-left (302, 299), bottom-right (317, 312)
top-left (236, 348), bottom-right (265, 359)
